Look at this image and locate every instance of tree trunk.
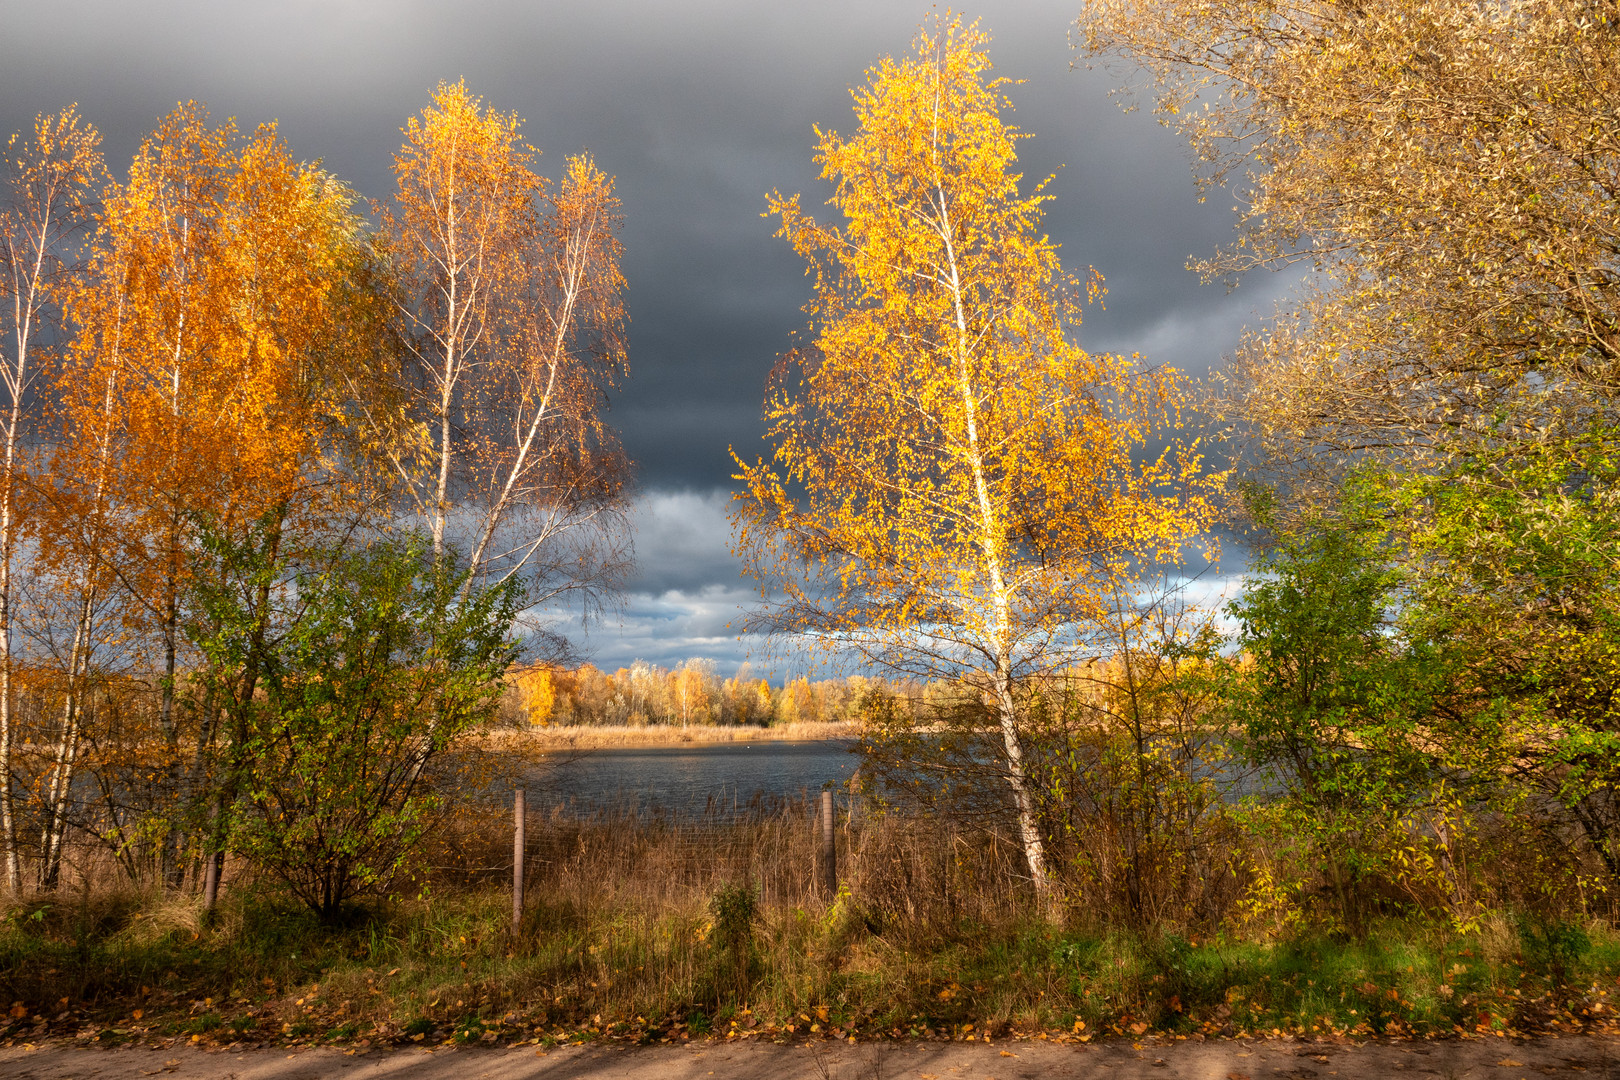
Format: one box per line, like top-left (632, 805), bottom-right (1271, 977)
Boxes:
top-left (932, 167), bottom-right (1053, 914)
top-left (0, 654), bottom-right (16, 895)
top-left (204, 509), bottom-right (285, 909)
top-left (201, 799), bottom-right (223, 912)
top-left (994, 669), bottom-right (1051, 907)
top-left (38, 597), bottom-right (93, 890)
top-left (159, 550), bottom-right (184, 890)
top-left (0, 300), bottom-right (24, 897)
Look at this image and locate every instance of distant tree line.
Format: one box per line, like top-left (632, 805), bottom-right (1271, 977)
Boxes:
top-left (507, 661), bottom-right (934, 729)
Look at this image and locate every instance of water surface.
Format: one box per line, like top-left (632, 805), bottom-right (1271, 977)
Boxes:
top-left (525, 739), bottom-right (858, 817)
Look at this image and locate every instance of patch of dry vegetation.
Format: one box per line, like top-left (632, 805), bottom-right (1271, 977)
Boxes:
top-left (6, 796), bottom-right (1620, 1052)
top-left (484, 722), bottom-right (859, 750)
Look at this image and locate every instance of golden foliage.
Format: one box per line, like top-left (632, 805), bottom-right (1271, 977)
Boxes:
top-left (734, 15), bottom-right (1220, 898)
top-left (1077, 0), bottom-right (1620, 480)
top-left (383, 81), bottom-right (631, 613)
top-left (736, 16), bottom-right (1216, 687)
top-left (513, 665), bottom-right (557, 726)
top-left (50, 104), bottom-right (366, 584)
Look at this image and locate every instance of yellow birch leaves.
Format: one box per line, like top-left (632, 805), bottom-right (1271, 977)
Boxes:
top-left (48, 106), bottom-right (364, 618)
top-left (384, 81), bottom-right (630, 614)
top-left (734, 16), bottom-right (1219, 675)
top-left (1077, 0), bottom-right (1620, 474)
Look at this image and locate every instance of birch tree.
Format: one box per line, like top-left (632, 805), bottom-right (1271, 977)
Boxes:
top-left (0, 108), bottom-right (102, 893)
top-left (47, 104), bottom-right (367, 890)
top-left (733, 16), bottom-right (1219, 905)
top-left (1075, 0), bottom-right (1620, 491)
top-left (384, 83), bottom-right (630, 650)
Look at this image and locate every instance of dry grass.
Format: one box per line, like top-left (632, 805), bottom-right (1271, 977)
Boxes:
top-left (481, 721), bottom-right (859, 750)
top-left (7, 798), bottom-right (1620, 1050)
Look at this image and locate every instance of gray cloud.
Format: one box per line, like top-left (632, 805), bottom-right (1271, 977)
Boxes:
top-left (622, 489), bottom-right (740, 595)
top-left (4, 0), bottom-right (1274, 670)
top-left (579, 583), bottom-right (759, 677)
top-left (575, 489), bottom-right (773, 676)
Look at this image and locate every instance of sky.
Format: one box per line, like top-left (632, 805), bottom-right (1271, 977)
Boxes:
top-left (1, 0), bottom-right (1284, 679)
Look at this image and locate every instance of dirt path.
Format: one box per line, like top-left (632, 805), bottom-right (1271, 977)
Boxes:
top-left (2, 1035), bottom-right (1618, 1080)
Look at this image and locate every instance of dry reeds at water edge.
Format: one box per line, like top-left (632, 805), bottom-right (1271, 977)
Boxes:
top-left (479, 721), bottom-right (860, 750)
top-left (426, 792), bottom-right (1029, 932)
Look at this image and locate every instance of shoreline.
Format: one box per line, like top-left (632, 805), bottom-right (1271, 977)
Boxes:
top-left (479, 721), bottom-right (860, 750)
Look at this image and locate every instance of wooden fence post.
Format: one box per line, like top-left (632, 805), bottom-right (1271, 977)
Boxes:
top-left (513, 788), bottom-right (526, 935)
top-left (820, 789), bottom-right (836, 895)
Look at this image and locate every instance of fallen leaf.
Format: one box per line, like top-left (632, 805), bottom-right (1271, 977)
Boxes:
top-left (1496, 1061), bottom-right (1525, 1068)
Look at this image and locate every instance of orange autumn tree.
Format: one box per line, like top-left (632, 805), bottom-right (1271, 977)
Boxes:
top-left (732, 16), bottom-right (1218, 902)
top-left (513, 664), bottom-right (557, 726)
top-left (45, 103), bottom-right (371, 889)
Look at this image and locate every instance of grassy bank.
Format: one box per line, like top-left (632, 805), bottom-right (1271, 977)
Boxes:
top-left (500, 721), bottom-right (859, 749)
top-left (3, 804), bottom-right (1619, 1051)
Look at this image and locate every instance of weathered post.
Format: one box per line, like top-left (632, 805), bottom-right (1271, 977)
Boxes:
top-left (820, 788), bottom-right (836, 895)
top-left (512, 788), bottom-right (526, 935)
top-left (202, 851), bottom-right (220, 912)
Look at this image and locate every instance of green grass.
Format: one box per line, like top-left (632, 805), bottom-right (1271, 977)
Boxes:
top-left (2, 882), bottom-right (1618, 1047)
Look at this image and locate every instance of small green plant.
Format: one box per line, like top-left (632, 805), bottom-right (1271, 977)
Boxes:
top-left (7, 903), bottom-right (50, 931)
top-left (709, 881), bottom-right (759, 1003)
top-left (710, 882), bottom-right (757, 954)
top-left (186, 1012), bottom-right (223, 1034)
top-left (453, 1013), bottom-right (487, 1042)
top-left (403, 1017), bottom-right (435, 1037)
top-left (189, 528), bottom-right (520, 923)
top-left (1517, 916), bottom-right (1591, 988)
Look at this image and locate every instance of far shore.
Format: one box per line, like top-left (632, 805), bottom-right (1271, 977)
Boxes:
top-left (480, 720), bottom-right (860, 749)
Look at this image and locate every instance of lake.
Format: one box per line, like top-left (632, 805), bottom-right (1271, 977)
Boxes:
top-left (515, 734), bottom-right (1267, 820)
top-left (524, 739), bottom-right (860, 818)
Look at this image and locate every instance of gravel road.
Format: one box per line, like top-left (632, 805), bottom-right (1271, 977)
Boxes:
top-left (2, 1034), bottom-right (1617, 1080)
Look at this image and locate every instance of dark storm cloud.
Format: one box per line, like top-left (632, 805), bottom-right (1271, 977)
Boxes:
top-left (2, 0), bottom-right (1252, 486)
top-left (3, 0), bottom-right (1272, 669)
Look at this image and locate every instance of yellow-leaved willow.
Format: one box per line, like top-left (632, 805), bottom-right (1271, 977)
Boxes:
top-left (732, 15), bottom-right (1220, 904)
top-left (1077, 0), bottom-right (1620, 502)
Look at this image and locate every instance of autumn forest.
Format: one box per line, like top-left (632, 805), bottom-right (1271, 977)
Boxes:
top-left (3, 0), bottom-right (1620, 1054)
